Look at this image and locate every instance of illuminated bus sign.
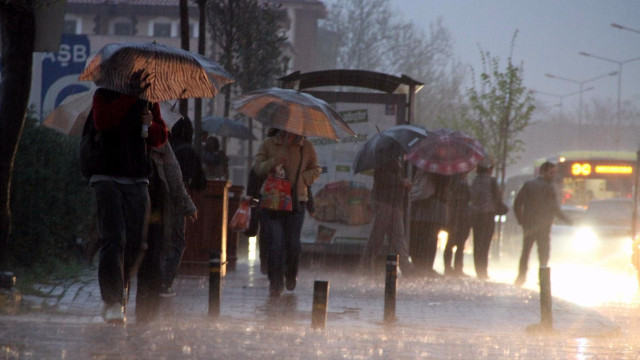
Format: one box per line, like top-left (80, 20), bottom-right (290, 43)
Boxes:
top-left (570, 162), bottom-right (633, 176)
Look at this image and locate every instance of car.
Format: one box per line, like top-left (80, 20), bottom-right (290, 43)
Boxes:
top-left (552, 198), bottom-right (636, 264)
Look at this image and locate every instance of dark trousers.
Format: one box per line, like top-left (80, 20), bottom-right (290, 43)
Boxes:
top-left (161, 209), bottom-right (186, 289)
top-left (410, 220), bottom-right (441, 271)
top-left (443, 222), bottom-right (470, 273)
top-left (94, 181), bottom-right (149, 308)
top-left (472, 212), bottom-right (495, 279)
top-left (259, 207), bottom-right (305, 291)
top-left (517, 225), bottom-right (552, 282)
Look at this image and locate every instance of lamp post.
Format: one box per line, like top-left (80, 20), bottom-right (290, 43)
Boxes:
top-left (579, 52), bottom-right (640, 144)
top-left (534, 87), bottom-right (594, 118)
top-left (545, 71), bottom-right (618, 140)
top-left (611, 23), bottom-right (640, 35)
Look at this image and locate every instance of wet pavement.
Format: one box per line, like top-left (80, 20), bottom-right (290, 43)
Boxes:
top-left (1, 255), bottom-right (640, 359)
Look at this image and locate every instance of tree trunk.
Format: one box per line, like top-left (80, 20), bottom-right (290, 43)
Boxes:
top-left (0, 1), bottom-right (35, 264)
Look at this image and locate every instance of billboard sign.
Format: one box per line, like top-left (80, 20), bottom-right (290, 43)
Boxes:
top-left (39, 34), bottom-right (92, 120)
top-left (300, 91), bottom-right (407, 255)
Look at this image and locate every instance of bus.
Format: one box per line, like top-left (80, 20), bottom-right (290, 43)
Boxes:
top-left (548, 151), bottom-right (636, 207)
top-left (505, 151), bottom-right (640, 283)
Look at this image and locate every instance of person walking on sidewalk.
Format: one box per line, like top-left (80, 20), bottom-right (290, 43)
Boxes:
top-left (254, 130), bottom-right (320, 297)
top-left (360, 157), bottom-right (414, 275)
top-left (443, 172), bottom-right (471, 277)
top-left (159, 118), bottom-right (206, 297)
top-left (512, 161), bottom-right (572, 287)
top-left (469, 160), bottom-right (498, 280)
top-left (83, 85), bottom-right (168, 324)
top-left (410, 170), bottom-right (450, 278)
top-left (143, 142), bottom-right (196, 320)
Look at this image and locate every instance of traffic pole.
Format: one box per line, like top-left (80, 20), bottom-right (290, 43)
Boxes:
top-left (539, 266), bottom-right (553, 330)
top-left (209, 251), bottom-right (221, 318)
top-left (384, 254), bottom-right (398, 324)
top-left (311, 280), bottom-right (330, 330)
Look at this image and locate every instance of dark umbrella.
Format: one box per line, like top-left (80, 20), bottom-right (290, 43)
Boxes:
top-left (353, 124), bottom-right (429, 173)
top-left (201, 116), bottom-right (256, 140)
top-left (406, 129), bottom-right (485, 175)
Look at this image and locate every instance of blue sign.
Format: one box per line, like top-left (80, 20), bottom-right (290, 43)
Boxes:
top-left (40, 34), bottom-right (91, 120)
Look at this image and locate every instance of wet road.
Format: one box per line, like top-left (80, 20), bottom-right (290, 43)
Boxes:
top-left (2, 242), bottom-right (640, 359)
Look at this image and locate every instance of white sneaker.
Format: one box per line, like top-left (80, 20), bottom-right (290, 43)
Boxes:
top-left (103, 304), bottom-right (126, 324)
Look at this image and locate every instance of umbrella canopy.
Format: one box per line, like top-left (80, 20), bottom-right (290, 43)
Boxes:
top-left (231, 87), bottom-right (355, 140)
top-left (353, 124), bottom-right (429, 173)
top-left (79, 41), bottom-right (234, 103)
top-left (406, 129), bottom-right (485, 175)
top-left (42, 90), bottom-right (183, 136)
top-left (201, 116), bottom-right (256, 140)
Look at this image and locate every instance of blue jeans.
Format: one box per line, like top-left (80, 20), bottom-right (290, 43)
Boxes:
top-left (259, 207), bottom-right (305, 291)
top-left (94, 181), bottom-right (150, 308)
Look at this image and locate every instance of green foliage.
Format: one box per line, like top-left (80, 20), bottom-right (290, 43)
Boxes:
top-left (7, 116), bottom-right (94, 274)
top-left (453, 32), bottom-right (535, 184)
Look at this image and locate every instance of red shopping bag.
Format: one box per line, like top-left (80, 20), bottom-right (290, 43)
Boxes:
top-left (230, 199), bottom-right (252, 232)
top-left (260, 175), bottom-right (293, 211)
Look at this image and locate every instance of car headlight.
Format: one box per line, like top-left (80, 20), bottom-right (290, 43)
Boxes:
top-left (572, 227), bottom-right (598, 251)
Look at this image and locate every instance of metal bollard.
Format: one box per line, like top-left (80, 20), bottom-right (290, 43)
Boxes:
top-left (384, 254), bottom-right (398, 324)
top-left (209, 251), bottom-right (222, 318)
top-left (311, 280), bottom-right (330, 330)
top-left (539, 266), bottom-right (553, 329)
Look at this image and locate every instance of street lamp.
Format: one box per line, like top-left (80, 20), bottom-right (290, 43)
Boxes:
top-left (534, 87), bottom-right (594, 118)
top-left (611, 23), bottom-right (640, 35)
top-left (579, 52), bottom-right (640, 144)
top-left (545, 71), bottom-right (618, 129)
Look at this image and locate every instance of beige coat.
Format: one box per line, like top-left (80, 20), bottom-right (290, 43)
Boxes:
top-left (253, 135), bottom-right (320, 202)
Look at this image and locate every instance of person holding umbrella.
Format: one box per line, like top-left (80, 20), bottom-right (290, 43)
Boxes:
top-left (253, 130), bottom-right (320, 297)
top-left (83, 83), bottom-right (168, 324)
top-left (406, 129), bottom-right (485, 278)
top-left (360, 156), bottom-right (415, 275)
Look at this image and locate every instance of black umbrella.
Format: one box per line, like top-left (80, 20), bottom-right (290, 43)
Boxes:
top-left (201, 115), bottom-right (256, 140)
top-left (353, 124), bottom-right (429, 173)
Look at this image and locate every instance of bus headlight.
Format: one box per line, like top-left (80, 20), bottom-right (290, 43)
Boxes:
top-left (572, 227), bottom-right (598, 251)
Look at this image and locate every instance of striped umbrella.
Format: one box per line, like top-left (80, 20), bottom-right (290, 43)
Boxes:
top-left (78, 42), bottom-right (234, 103)
top-left (231, 88), bottom-right (355, 140)
top-left (406, 129), bottom-right (485, 175)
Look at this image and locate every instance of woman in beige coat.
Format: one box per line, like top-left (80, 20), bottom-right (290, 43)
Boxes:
top-left (254, 129), bottom-right (320, 297)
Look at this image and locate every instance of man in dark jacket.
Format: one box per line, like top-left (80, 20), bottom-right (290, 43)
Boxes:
top-left (87, 87), bottom-right (167, 324)
top-left (513, 161), bottom-right (571, 287)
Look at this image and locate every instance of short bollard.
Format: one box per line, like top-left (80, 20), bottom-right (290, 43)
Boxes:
top-left (539, 266), bottom-right (553, 329)
top-left (311, 280), bottom-right (330, 330)
top-left (384, 254), bottom-right (398, 324)
top-left (209, 252), bottom-right (222, 318)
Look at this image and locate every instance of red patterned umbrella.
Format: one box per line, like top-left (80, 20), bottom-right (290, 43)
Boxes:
top-left (406, 129), bottom-right (485, 175)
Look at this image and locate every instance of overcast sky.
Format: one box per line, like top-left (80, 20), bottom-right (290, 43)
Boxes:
top-left (390, 0), bottom-right (640, 113)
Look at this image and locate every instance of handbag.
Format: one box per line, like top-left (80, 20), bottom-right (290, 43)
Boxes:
top-left (260, 175), bottom-right (293, 211)
top-left (230, 199), bottom-right (252, 231)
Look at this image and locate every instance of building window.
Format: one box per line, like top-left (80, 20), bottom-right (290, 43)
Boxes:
top-left (153, 23), bottom-right (171, 37)
top-left (62, 20), bottom-right (78, 34)
top-left (190, 22), bottom-right (199, 38)
top-left (113, 22), bottom-right (133, 36)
